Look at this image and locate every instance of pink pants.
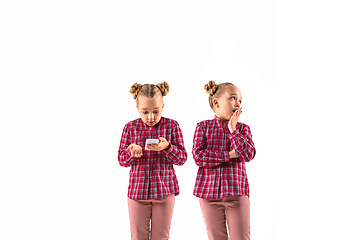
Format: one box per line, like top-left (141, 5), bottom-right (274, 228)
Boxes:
top-left (199, 195), bottom-right (250, 240)
top-left (127, 194), bottom-right (175, 240)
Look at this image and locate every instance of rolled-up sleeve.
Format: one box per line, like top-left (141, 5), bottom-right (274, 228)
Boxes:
top-left (118, 124), bottom-right (137, 167)
top-left (192, 123), bottom-right (230, 167)
top-left (228, 123), bottom-right (256, 162)
top-left (163, 121), bottom-right (187, 166)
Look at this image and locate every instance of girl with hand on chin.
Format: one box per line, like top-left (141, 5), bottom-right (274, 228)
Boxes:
top-left (192, 80), bottom-right (256, 240)
top-left (118, 82), bottom-right (187, 240)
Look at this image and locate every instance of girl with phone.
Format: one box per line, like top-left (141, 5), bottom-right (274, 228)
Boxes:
top-left (118, 82), bottom-right (187, 240)
top-left (192, 80), bottom-right (256, 240)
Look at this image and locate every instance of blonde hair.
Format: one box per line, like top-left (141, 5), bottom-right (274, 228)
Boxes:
top-left (130, 81), bottom-right (170, 105)
top-left (204, 80), bottom-right (235, 110)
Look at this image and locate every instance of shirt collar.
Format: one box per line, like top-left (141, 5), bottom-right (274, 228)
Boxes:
top-left (155, 116), bottom-right (164, 127)
top-left (214, 115), bottom-right (228, 128)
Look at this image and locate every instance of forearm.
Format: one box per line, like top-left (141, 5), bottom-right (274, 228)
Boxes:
top-left (118, 149), bottom-right (137, 167)
top-left (229, 130), bottom-right (256, 162)
top-left (163, 143), bottom-right (187, 166)
top-left (192, 148), bottom-right (230, 167)
top-left (234, 139), bottom-right (256, 162)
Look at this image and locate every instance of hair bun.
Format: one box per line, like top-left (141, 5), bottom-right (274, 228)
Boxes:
top-left (204, 80), bottom-right (218, 96)
top-left (129, 83), bottom-right (143, 99)
top-left (156, 81), bottom-right (170, 96)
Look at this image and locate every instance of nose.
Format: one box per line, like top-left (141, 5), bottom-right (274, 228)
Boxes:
top-left (148, 113), bottom-right (154, 121)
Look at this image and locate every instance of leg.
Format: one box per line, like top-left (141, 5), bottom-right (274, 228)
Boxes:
top-left (128, 198), bottom-right (152, 240)
top-left (199, 198), bottom-right (228, 240)
top-left (150, 194), bottom-right (175, 240)
top-left (224, 195), bottom-right (250, 240)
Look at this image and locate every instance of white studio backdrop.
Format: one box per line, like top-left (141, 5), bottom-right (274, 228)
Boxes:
top-left (1, 1), bottom-right (360, 240)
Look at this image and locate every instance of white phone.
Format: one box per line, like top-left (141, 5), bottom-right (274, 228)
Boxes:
top-left (145, 139), bottom-right (160, 150)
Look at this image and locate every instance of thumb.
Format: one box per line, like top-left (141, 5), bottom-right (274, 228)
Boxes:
top-left (127, 144), bottom-right (133, 150)
top-left (159, 137), bottom-right (166, 142)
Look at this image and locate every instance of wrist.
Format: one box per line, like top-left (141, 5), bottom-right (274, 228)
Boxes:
top-left (229, 127), bottom-right (236, 133)
top-left (164, 143), bottom-right (170, 150)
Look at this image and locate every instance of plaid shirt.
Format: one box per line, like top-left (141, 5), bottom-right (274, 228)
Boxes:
top-left (118, 117), bottom-right (187, 200)
top-left (192, 115), bottom-right (256, 199)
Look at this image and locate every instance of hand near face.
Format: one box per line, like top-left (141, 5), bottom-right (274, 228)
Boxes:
top-left (127, 144), bottom-right (143, 158)
top-left (228, 108), bottom-right (242, 133)
top-left (146, 137), bottom-right (170, 151)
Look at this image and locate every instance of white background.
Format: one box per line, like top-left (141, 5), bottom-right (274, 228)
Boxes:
top-left (1, 1), bottom-right (359, 240)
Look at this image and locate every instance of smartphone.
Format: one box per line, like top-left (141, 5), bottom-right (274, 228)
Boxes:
top-left (145, 139), bottom-right (160, 150)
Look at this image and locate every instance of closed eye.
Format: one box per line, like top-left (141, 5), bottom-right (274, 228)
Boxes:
top-left (142, 111), bottom-right (159, 114)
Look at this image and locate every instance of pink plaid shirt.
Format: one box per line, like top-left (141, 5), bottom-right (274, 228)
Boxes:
top-left (192, 115), bottom-right (256, 199)
top-left (118, 117), bottom-right (187, 200)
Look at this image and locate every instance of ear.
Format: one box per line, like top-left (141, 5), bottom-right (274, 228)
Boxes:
top-left (162, 103), bottom-right (165, 109)
top-left (136, 105), bottom-right (140, 112)
top-left (213, 99), bottom-right (219, 108)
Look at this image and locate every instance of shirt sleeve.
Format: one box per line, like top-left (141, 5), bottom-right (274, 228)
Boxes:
top-left (228, 123), bottom-right (256, 162)
top-left (118, 124), bottom-right (137, 167)
top-left (162, 121), bottom-right (187, 166)
top-left (192, 123), bottom-right (230, 168)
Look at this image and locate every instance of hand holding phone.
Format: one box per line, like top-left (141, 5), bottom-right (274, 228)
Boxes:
top-left (146, 137), bottom-right (170, 151)
top-left (145, 139), bottom-right (160, 150)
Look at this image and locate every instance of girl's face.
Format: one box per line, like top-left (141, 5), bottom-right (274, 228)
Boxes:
top-left (213, 85), bottom-right (242, 122)
top-left (136, 96), bottom-right (164, 128)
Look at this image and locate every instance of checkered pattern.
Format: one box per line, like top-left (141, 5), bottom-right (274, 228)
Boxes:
top-left (192, 115), bottom-right (256, 199)
top-left (118, 117), bottom-right (187, 200)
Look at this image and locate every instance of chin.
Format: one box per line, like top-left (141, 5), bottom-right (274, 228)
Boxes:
top-left (147, 120), bottom-right (158, 126)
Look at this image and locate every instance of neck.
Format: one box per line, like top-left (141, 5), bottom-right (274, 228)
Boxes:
top-left (216, 114), bottom-right (228, 126)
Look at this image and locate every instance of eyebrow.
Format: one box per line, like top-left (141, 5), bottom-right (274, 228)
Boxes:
top-left (230, 94), bottom-right (242, 99)
top-left (141, 107), bottom-right (160, 110)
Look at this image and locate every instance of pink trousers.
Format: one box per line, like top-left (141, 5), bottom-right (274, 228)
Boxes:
top-left (199, 195), bottom-right (250, 240)
top-left (127, 194), bottom-right (175, 240)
